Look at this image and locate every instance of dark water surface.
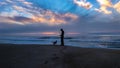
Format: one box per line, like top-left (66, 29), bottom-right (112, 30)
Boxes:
top-left (0, 35), bottom-right (120, 48)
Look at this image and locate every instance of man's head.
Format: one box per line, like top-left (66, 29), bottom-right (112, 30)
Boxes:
top-left (60, 29), bottom-right (63, 31)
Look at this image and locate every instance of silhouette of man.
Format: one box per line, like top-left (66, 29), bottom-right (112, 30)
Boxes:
top-left (60, 29), bottom-right (64, 46)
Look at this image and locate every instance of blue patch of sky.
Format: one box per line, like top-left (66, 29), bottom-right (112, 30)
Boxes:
top-left (26, 0), bottom-right (96, 17)
top-left (112, 0), bottom-right (119, 4)
top-left (26, 0), bottom-right (76, 13)
top-left (87, 0), bottom-right (100, 9)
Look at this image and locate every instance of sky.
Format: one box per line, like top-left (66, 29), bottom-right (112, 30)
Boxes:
top-left (0, 0), bottom-right (120, 36)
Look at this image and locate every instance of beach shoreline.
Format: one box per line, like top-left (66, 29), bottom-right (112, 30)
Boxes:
top-left (0, 44), bottom-right (120, 68)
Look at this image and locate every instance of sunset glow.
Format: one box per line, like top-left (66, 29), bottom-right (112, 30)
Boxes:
top-left (0, 0), bottom-right (120, 36)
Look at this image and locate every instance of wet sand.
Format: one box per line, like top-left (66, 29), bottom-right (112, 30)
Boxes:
top-left (0, 44), bottom-right (120, 68)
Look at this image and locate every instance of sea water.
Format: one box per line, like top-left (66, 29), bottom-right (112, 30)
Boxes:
top-left (0, 35), bottom-right (120, 49)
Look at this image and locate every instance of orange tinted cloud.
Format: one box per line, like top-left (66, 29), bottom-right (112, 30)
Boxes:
top-left (96, 0), bottom-right (120, 14)
top-left (73, 0), bottom-right (120, 14)
top-left (31, 11), bottom-right (78, 25)
top-left (97, 0), bottom-right (112, 7)
top-left (114, 1), bottom-right (120, 13)
top-left (73, 0), bottom-right (112, 14)
top-left (100, 6), bottom-right (112, 14)
top-left (0, 8), bottom-right (78, 25)
top-left (97, 0), bottom-right (112, 14)
top-left (0, 0), bottom-right (78, 25)
top-left (32, 16), bottom-right (66, 25)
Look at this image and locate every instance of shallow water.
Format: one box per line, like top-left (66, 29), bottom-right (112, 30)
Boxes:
top-left (0, 35), bottom-right (120, 48)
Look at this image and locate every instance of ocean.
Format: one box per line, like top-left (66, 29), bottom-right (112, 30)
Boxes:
top-left (0, 35), bottom-right (120, 49)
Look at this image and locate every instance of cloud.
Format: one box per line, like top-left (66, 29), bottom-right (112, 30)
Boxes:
top-left (96, 0), bottom-right (113, 14)
top-left (0, 16), bottom-right (25, 25)
top-left (0, 10), bottom-right (78, 25)
top-left (97, 0), bottom-right (112, 7)
top-left (73, 0), bottom-right (120, 14)
top-left (13, 5), bottom-right (26, 12)
top-left (0, 0), bottom-right (78, 25)
top-left (0, 0), bottom-right (120, 36)
top-left (73, 0), bottom-right (93, 9)
top-left (31, 11), bottom-right (78, 25)
top-left (95, 6), bottom-right (112, 14)
top-left (6, 0), bottom-right (13, 3)
top-left (18, 0), bottom-right (32, 5)
top-left (0, 2), bottom-right (7, 5)
top-left (96, 0), bottom-right (120, 14)
top-left (114, 1), bottom-right (120, 13)
top-left (8, 16), bottom-right (33, 23)
top-left (0, 22), bottom-right (65, 35)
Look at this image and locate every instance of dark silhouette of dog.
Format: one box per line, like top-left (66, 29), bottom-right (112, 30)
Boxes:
top-left (53, 40), bottom-right (57, 45)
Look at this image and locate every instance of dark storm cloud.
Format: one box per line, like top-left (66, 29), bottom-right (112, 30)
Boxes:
top-left (0, 22), bottom-right (61, 34)
top-left (8, 16), bottom-right (33, 22)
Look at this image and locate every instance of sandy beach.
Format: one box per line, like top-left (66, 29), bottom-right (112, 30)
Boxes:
top-left (0, 44), bottom-right (120, 68)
